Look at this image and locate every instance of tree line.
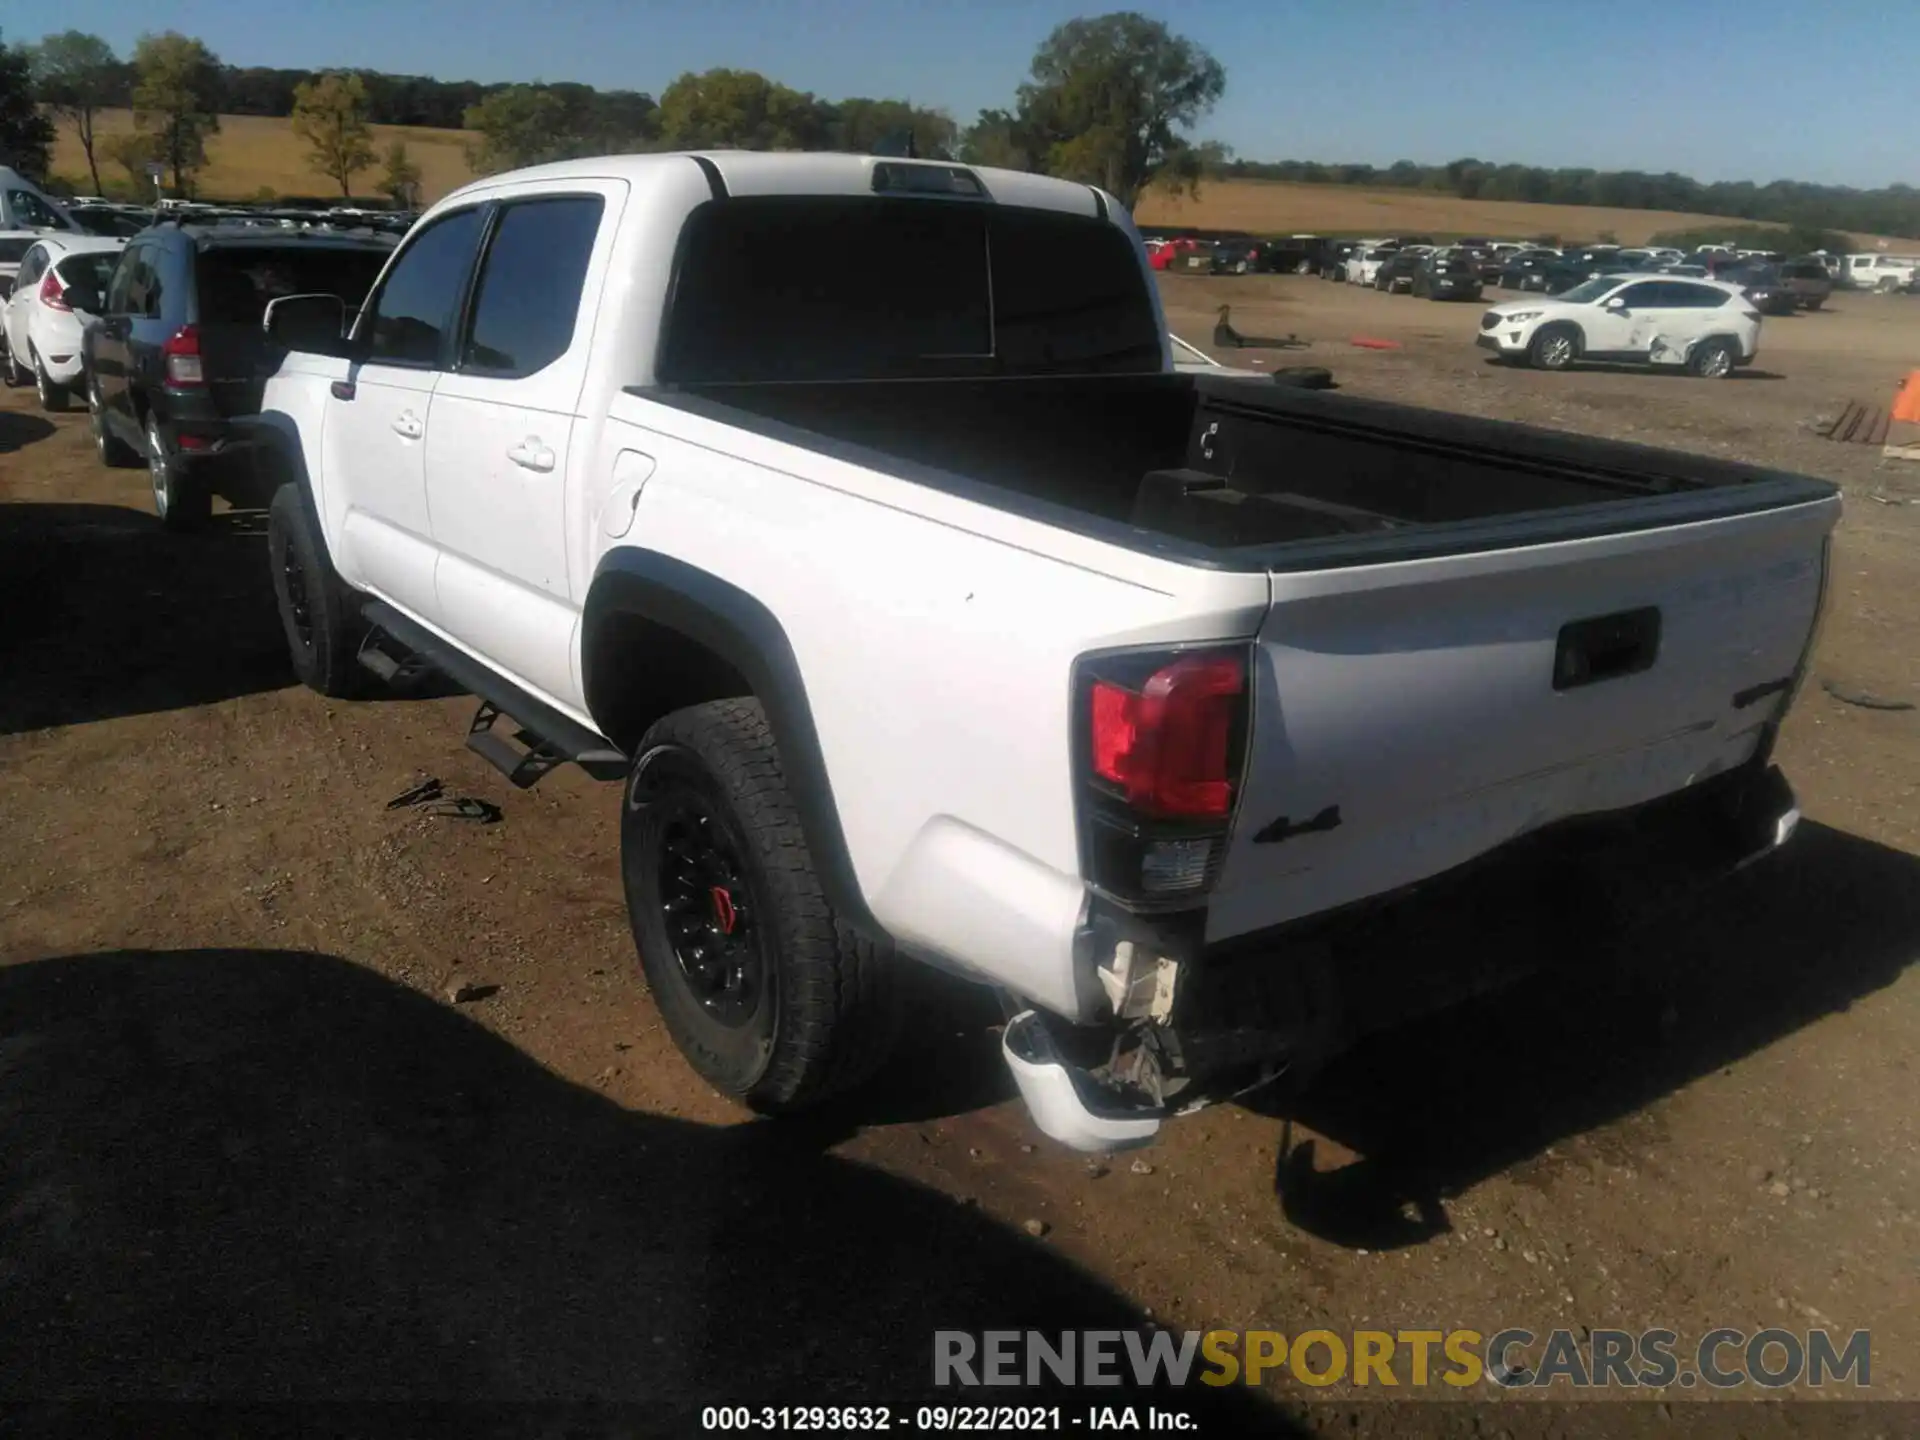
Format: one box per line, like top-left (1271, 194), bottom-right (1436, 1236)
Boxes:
top-left (2, 13), bottom-right (1915, 238)
top-left (1215, 157), bottom-right (1920, 244)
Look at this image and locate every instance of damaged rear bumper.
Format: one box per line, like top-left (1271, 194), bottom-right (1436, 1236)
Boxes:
top-left (1006, 759), bottom-right (1801, 1152)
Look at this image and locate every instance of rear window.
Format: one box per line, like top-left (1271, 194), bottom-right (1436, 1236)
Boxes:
top-left (195, 245), bottom-right (391, 326)
top-left (57, 251), bottom-right (119, 294)
top-left (657, 197), bottom-right (1163, 384)
top-left (1783, 263), bottom-right (1826, 279)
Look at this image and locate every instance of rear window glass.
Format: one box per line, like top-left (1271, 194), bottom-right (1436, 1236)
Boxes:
top-left (658, 197), bottom-right (1163, 384)
top-left (57, 251), bottom-right (119, 293)
top-left (195, 245), bottom-right (391, 326)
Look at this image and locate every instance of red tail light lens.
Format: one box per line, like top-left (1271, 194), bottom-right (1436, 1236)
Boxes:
top-left (38, 269), bottom-right (69, 312)
top-left (1089, 652), bottom-right (1246, 819)
top-left (162, 324), bottom-right (204, 386)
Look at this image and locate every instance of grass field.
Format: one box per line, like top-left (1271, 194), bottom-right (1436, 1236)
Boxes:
top-left (48, 111), bottom-right (1902, 247)
top-left (1135, 179), bottom-right (1900, 248)
top-left (51, 110), bottom-right (478, 202)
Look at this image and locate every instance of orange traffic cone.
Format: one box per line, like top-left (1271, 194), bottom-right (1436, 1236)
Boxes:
top-left (1885, 370), bottom-right (1920, 462)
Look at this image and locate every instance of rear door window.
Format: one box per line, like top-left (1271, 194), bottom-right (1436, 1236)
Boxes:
top-left (195, 245), bottom-right (391, 327)
top-left (458, 195), bottom-right (604, 377)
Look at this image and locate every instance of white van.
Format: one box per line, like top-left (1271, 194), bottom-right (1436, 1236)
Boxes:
top-left (0, 168), bottom-right (81, 233)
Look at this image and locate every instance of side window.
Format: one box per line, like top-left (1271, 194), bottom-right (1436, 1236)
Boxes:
top-left (15, 246), bottom-right (46, 289)
top-left (1615, 282), bottom-right (1669, 308)
top-left (459, 196), bottom-right (605, 378)
top-left (106, 245), bottom-right (141, 313)
top-left (1676, 283), bottom-right (1730, 309)
top-left (8, 190), bottom-right (64, 229)
top-left (143, 244), bottom-right (173, 319)
top-left (361, 206), bottom-right (487, 367)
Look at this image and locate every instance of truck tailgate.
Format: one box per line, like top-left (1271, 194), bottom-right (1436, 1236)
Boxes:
top-left (1205, 495), bottom-right (1836, 943)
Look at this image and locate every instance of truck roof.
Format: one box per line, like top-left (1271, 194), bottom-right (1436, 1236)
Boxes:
top-left (435, 150), bottom-right (1119, 224)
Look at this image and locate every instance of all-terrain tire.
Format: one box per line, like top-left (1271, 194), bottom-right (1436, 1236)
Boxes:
top-left (267, 482), bottom-right (368, 697)
top-left (622, 698), bottom-right (898, 1113)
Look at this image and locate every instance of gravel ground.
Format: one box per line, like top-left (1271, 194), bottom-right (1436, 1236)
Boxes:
top-left (1, 277), bottom-right (1915, 1435)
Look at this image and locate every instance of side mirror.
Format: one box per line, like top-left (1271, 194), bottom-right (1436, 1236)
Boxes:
top-left (263, 292), bottom-right (351, 356)
top-left (1604, 295), bottom-right (1627, 310)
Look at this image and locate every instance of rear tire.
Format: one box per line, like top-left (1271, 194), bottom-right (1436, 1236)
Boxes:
top-left (33, 351), bottom-right (69, 412)
top-left (622, 698), bottom-right (898, 1113)
top-left (1687, 337), bottom-right (1737, 379)
top-left (147, 413), bottom-right (211, 531)
top-left (268, 482), bottom-right (368, 697)
top-left (1528, 324), bottom-right (1580, 371)
top-left (1, 336), bottom-right (24, 388)
top-left (1803, 297), bottom-right (1823, 311)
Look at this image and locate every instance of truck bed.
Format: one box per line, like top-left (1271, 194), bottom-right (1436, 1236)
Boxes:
top-left (639, 372), bottom-right (1837, 568)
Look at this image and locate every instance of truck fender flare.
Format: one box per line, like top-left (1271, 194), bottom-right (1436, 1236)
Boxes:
top-left (583, 547), bottom-right (882, 939)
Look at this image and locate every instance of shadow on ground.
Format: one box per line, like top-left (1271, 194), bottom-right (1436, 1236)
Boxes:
top-left (0, 502), bottom-right (464, 735)
top-left (0, 502), bottom-right (290, 734)
top-left (0, 947), bottom-right (1295, 1427)
top-left (0, 410), bottom-right (57, 453)
top-left (1256, 820), bottom-right (1919, 1249)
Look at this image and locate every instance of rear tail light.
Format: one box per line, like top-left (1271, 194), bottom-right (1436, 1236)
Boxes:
top-left (1073, 645), bottom-right (1251, 908)
top-left (162, 324), bottom-right (203, 386)
top-left (38, 269), bottom-right (70, 312)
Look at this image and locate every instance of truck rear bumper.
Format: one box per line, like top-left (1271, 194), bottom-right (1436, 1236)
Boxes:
top-left (1012, 758), bottom-right (1800, 1151)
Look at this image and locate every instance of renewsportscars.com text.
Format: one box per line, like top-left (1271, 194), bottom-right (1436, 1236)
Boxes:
top-left (934, 1327), bottom-right (1871, 1390)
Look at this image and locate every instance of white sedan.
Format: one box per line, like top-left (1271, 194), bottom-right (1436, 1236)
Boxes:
top-left (1475, 273), bottom-right (1763, 378)
top-left (1, 233), bottom-right (125, 410)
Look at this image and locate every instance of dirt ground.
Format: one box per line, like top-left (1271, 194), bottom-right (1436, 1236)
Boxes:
top-left (2, 276), bottom-right (1917, 1436)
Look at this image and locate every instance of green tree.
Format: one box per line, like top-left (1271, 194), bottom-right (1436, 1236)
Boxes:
top-left (378, 139), bottom-right (422, 206)
top-left (463, 84), bottom-right (569, 172)
top-left (1010, 11), bottom-right (1225, 209)
top-left (0, 29), bottom-right (56, 179)
top-left (130, 31), bottom-right (221, 193)
top-left (958, 108), bottom-right (1041, 171)
top-left (103, 129), bottom-right (156, 192)
top-left (29, 31), bottom-right (119, 192)
top-left (291, 71), bottom-right (377, 196)
top-left (654, 68), bottom-right (830, 151)
top-left (828, 97), bottom-right (955, 159)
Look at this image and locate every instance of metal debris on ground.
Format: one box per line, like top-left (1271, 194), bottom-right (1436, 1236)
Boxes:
top-left (1821, 679), bottom-right (1916, 712)
top-left (385, 776), bottom-right (504, 823)
top-left (1812, 401), bottom-right (1891, 446)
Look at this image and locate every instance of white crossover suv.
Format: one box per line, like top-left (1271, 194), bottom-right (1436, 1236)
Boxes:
top-left (1476, 273), bottom-right (1763, 377)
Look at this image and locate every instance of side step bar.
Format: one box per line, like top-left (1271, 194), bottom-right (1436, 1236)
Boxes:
top-left (358, 600), bottom-right (629, 788)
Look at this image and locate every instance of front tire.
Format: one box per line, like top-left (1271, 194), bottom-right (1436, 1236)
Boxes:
top-left (267, 482), bottom-right (368, 697)
top-left (622, 698), bottom-right (898, 1113)
top-left (90, 376), bottom-right (140, 467)
top-left (1528, 324), bottom-right (1580, 371)
top-left (148, 413), bottom-right (210, 531)
top-left (1, 335), bottom-right (25, 388)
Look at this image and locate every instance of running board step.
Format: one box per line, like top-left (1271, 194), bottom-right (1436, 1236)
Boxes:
top-left (359, 600), bottom-right (629, 788)
top-left (356, 630), bottom-right (438, 686)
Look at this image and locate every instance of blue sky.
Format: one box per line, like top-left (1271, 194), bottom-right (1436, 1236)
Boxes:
top-left (32, 0), bottom-right (1915, 189)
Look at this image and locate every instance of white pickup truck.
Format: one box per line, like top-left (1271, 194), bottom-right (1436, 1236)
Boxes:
top-left (247, 151), bottom-right (1838, 1152)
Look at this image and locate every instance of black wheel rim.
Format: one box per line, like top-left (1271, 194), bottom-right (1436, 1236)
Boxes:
top-left (655, 799), bottom-right (762, 1027)
top-left (280, 531), bottom-right (315, 649)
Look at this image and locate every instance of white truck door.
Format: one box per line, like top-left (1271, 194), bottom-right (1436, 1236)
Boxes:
top-left (325, 204), bottom-right (488, 623)
top-left (423, 184), bottom-right (620, 710)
